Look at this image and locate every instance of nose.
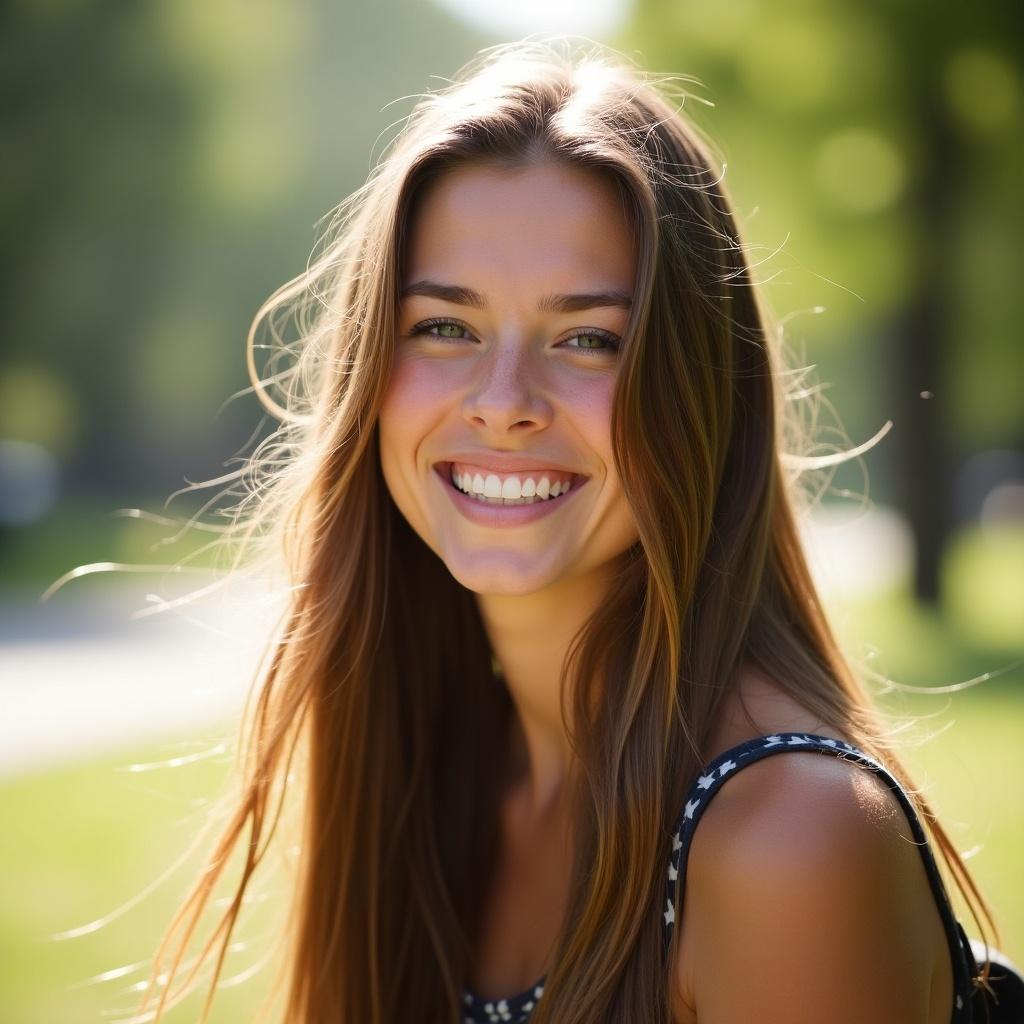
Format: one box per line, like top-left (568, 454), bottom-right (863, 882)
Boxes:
top-left (461, 339), bottom-right (553, 436)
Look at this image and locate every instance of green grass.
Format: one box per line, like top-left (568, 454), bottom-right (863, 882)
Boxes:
top-left (0, 733), bottom-right (285, 1023)
top-left (872, 683), bottom-right (1024, 962)
top-left (825, 541), bottom-right (1024, 970)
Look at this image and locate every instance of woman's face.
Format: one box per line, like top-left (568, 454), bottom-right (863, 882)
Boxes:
top-left (378, 158), bottom-right (641, 596)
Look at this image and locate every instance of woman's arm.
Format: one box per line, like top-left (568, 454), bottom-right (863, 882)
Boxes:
top-left (673, 751), bottom-right (947, 1023)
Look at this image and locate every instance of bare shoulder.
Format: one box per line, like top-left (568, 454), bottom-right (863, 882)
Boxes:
top-left (673, 749), bottom-right (947, 1024)
top-left (696, 744), bottom-right (911, 864)
top-left (702, 662), bottom-right (843, 758)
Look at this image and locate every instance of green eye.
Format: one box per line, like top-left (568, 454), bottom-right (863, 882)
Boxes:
top-left (435, 322), bottom-right (466, 338)
top-left (408, 318), bottom-right (473, 342)
top-left (563, 331), bottom-right (620, 355)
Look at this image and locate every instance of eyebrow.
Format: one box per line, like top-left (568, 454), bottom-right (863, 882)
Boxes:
top-left (400, 279), bottom-right (633, 314)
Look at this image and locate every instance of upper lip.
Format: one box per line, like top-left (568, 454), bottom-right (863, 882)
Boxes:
top-left (435, 453), bottom-right (588, 477)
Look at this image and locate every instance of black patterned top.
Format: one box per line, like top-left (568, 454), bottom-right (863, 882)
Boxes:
top-left (460, 732), bottom-right (978, 1023)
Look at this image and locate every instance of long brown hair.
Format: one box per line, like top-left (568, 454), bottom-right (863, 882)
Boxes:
top-left (137, 38), bottom-right (999, 1023)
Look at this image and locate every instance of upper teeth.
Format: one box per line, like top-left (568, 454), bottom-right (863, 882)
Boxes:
top-left (450, 467), bottom-right (572, 500)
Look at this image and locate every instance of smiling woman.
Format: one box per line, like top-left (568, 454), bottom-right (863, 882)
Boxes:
top-left (135, 37), bottom-right (1016, 1024)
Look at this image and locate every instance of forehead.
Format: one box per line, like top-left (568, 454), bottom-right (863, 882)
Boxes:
top-left (402, 160), bottom-right (637, 299)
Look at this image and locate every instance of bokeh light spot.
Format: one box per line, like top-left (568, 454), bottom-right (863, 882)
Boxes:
top-left (0, 367), bottom-right (78, 456)
top-left (816, 128), bottom-right (905, 214)
top-left (945, 48), bottom-right (1020, 135)
top-left (739, 18), bottom-right (840, 112)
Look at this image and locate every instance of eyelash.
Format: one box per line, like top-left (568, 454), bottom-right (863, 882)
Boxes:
top-left (406, 317), bottom-right (621, 356)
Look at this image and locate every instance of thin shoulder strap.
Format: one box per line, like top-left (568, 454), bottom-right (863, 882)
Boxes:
top-left (662, 732), bottom-right (975, 1021)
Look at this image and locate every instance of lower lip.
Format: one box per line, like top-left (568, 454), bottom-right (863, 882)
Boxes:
top-left (434, 464), bottom-right (589, 528)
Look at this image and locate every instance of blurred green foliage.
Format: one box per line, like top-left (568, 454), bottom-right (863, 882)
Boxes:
top-left (1, 0), bottom-right (1021, 538)
top-left (1, 0), bottom-right (488, 507)
top-left (623, 0), bottom-right (1023, 445)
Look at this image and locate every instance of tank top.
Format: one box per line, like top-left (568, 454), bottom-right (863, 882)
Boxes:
top-left (460, 732), bottom-right (978, 1023)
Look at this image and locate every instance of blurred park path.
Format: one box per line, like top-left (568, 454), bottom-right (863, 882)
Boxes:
top-left (0, 502), bottom-right (919, 780)
top-left (0, 572), bottom-right (287, 779)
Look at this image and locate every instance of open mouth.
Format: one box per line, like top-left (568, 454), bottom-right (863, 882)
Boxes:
top-left (434, 462), bottom-right (589, 505)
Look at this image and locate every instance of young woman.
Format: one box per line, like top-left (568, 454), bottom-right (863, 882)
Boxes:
top-left (139, 39), bottom-right (1009, 1024)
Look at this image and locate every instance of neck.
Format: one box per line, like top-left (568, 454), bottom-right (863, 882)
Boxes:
top-left (476, 561), bottom-right (619, 819)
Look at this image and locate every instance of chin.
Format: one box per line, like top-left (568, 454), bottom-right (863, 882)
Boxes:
top-left (441, 552), bottom-right (564, 598)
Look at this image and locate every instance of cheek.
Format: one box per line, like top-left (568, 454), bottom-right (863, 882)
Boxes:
top-left (563, 375), bottom-right (616, 461)
top-left (573, 381), bottom-right (631, 509)
top-left (381, 357), bottom-right (455, 418)
top-left (379, 360), bottom-right (450, 455)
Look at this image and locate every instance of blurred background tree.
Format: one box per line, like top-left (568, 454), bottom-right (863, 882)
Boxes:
top-left (2, 0), bottom-right (1021, 603)
top-left (0, 0), bottom-right (489, 555)
top-left (623, 0), bottom-right (1024, 601)
top-left (2, 0), bottom-right (1022, 603)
